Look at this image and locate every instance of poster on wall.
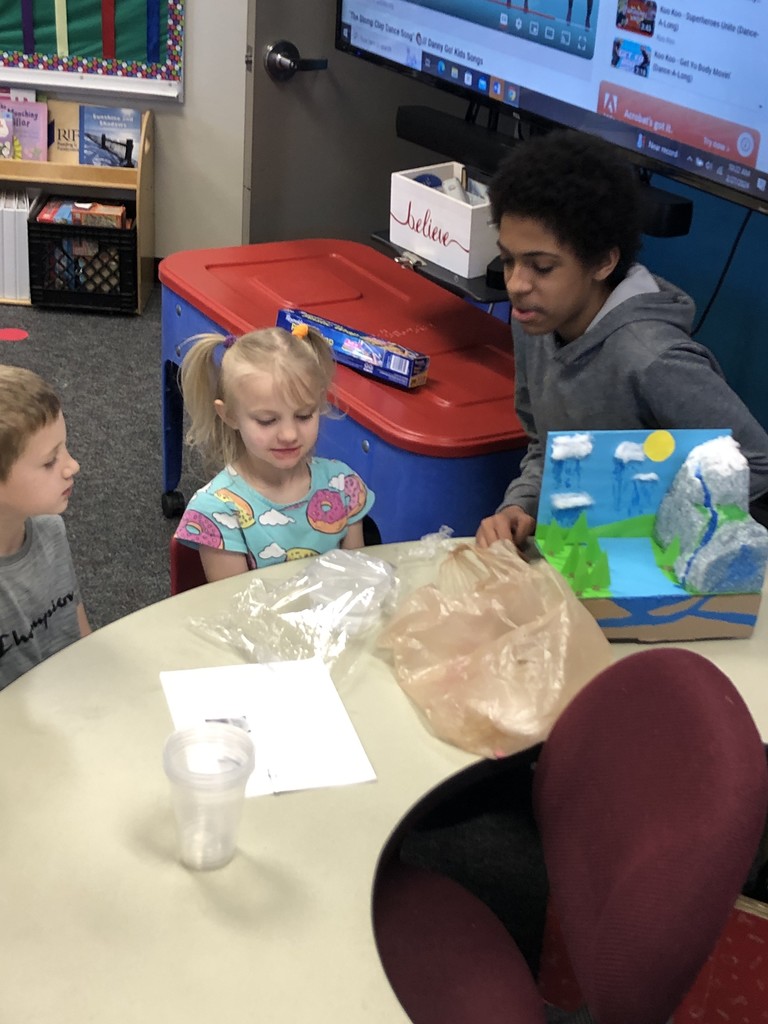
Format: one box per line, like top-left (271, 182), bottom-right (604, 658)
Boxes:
top-left (0, 0), bottom-right (184, 101)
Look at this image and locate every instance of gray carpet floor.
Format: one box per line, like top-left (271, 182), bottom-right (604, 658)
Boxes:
top-left (1, 287), bottom-right (202, 629)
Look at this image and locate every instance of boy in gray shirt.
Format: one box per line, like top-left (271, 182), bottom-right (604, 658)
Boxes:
top-left (0, 367), bottom-right (90, 689)
top-left (476, 130), bottom-right (768, 549)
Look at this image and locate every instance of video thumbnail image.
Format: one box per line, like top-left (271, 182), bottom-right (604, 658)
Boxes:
top-left (514, 0), bottom-right (594, 30)
top-left (414, 0), bottom-right (599, 40)
top-left (616, 0), bottom-right (657, 37)
top-left (413, 0), bottom-right (599, 58)
top-left (611, 36), bottom-right (651, 76)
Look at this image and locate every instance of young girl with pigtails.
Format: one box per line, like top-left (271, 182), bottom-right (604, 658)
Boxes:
top-left (174, 324), bottom-right (375, 582)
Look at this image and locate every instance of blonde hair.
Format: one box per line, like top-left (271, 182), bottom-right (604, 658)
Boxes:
top-left (0, 366), bottom-right (62, 482)
top-left (180, 325), bottom-right (336, 469)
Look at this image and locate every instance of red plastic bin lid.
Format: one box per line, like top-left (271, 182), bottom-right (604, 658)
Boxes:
top-left (159, 239), bottom-right (526, 458)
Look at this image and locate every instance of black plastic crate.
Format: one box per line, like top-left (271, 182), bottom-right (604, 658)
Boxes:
top-left (28, 198), bottom-right (138, 313)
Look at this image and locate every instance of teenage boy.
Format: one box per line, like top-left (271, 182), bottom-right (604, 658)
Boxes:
top-left (476, 129), bottom-right (768, 549)
top-left (0, 366), bottom-right (90, 689)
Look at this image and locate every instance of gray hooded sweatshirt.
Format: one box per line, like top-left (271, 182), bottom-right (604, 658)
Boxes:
top-left (500, 264), bottom-right (768, 517)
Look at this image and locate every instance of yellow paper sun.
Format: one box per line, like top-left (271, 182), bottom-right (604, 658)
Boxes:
top-left (643, 430), bottom-right (676, 462)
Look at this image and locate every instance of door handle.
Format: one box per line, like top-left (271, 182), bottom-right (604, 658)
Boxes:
top-left (263, 40), bottom-right (328, 82)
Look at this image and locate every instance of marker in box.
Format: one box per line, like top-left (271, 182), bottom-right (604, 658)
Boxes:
top-left (441, 176), bottom-right (468, 202)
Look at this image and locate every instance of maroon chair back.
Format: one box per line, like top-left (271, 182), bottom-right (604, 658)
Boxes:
top-left (535, 648), bottom-right (768, 1024)
top-left (169, 535), bottom-right (208, 595)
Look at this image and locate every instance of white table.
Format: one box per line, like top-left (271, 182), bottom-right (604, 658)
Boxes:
top-left (1, 542), bottom-right (765, 1022)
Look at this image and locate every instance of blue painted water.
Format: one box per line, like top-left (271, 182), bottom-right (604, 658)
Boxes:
top-left (600, 538), bottom-right (683, 597)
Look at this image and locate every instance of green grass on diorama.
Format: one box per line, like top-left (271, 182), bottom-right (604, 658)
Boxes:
top-left (534, 505), bottom-right (746, 598)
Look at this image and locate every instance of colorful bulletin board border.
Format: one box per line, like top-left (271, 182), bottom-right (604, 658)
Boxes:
top-left (0, 0), bottom-right (184, 101)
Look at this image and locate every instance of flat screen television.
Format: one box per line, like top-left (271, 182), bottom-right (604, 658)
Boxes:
top-left (335, 0), bottom-right (768, 214)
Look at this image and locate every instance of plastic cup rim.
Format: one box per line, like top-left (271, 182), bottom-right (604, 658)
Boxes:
top-left (163, 721), bottom-right (255, 789)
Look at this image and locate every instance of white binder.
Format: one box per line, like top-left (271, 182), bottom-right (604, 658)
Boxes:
top-left (0, 191), bottom-right (16, 299)
top-left (14, 190), bottom-right (30, 301)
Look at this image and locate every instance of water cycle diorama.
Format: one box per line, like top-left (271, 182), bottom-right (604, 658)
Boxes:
top-left (534, 429), bottom-right (768, 641)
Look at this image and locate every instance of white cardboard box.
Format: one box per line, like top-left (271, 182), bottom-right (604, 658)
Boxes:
top-left (389, 161), bottom-right (498, 279)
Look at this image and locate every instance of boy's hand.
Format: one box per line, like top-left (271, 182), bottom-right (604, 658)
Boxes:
top-left (475, 505), bottom-right (536, 550)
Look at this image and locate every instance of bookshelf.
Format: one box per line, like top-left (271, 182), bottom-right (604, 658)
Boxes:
top-left (0, 110), bottom-right (154, 313)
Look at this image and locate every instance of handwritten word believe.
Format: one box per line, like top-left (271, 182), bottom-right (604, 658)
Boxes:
top-left (391, 201), bottom-right (469, 253)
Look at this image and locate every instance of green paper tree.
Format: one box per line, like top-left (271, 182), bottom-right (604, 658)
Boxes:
top-left (572, 554), bottom-right (592, 595)
top-left (584, 533), bottom-right (602, 565)
top-left (567, 512), bottom-right (590, 546)
top-left (562, 543), bottom-right (581, 579)
top-left (587, 550), bottom-right (611, 591)
top-left (544, 521), bottom-right (566, 556)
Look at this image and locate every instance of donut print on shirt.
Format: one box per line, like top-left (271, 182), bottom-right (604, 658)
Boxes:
top-left (307, 487), bottom-right (349, 534)
top-left (306, 472), bottom-right (368, 535)
top-left (214, 487), bottom-right (255, 528)
top-left (174, 460), bottom-right (374, 568)
top-left (344, 473), bottom-right (368, 517)
top-left (176, 509), bottom-right (224, 548)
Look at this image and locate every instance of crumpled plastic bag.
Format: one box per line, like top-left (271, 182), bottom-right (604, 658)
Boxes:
top-left (377, 540), bottom-right (613, 758)
top-left (190, 549), bottom-right (399, 676)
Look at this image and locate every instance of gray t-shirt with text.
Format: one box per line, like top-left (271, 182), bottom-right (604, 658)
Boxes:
top-left (0, 516), bottom-right (82, 690)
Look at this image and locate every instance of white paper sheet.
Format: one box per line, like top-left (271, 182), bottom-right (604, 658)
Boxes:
top-left (160, 658), bottom-right (376, 797)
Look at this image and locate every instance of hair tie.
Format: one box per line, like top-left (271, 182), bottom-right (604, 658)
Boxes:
top-left (291, 323), bottom-right (309, 339)
top-left (222, 334), bottom-right (236, 350)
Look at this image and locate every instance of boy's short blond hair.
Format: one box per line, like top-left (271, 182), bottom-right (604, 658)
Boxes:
top-left (0, 367), bottom-right (62, 482)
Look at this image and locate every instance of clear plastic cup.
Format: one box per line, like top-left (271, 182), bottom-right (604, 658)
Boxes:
top-left (163, 722), bottom-right (255, 870)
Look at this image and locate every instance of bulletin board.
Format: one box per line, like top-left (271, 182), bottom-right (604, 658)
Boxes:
top-left (0, 0), bottom-right (184, 100)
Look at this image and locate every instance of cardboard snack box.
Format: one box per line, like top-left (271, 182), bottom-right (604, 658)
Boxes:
top-left (71, 201), bottom-right (126, 228)
top-left (276, 308), bottom-right (429, 390)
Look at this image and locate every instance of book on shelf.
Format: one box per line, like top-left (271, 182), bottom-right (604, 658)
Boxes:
top-left (0, 107), bottom-right (13, 159)
top-left (79, 106), bottom-right (141, 168)
top-left (47, 99), bottom-right (80, 164)
top-left (0, 86), bottom-right (36, 102)
top-left (0, 99), bottom-right (48, 161)
top-left (35, 197), bottom-right (77, 224)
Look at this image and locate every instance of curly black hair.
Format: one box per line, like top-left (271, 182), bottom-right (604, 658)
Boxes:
top-left (488, 129), bottom-right (643, 286)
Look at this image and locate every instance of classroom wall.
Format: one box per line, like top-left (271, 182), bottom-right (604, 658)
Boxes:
top-left (640, 179), bottom-right (768, 433)
top-left (150, 0), bottom-right (249, 255)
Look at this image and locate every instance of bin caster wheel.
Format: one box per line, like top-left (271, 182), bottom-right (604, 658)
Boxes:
top-left (161, 490), bottom-right (186, 519)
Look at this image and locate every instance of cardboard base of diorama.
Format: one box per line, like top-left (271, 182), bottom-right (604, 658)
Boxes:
top-left (535, 429), bottom-right (768, 643)
top-left (582, 593), bottom-right (762, 642)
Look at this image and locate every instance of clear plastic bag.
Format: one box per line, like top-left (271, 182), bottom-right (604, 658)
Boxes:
top-left (377, 540), bottom-right (614, 758)
top-left (190, 549), bottom-right (399, 677)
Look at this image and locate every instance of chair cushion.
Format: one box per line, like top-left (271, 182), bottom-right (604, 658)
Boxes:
top-left (373, 860), bottom-right (546, 1024)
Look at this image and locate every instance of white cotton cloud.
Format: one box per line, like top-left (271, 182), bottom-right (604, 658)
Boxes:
top-left (551, 491), bottom-right (594, 510)
top-left (328, 473), bottom-right (345, 491)
top-left (259, 508), bottom-right (294, 527)
top-left (212, 511), bottom-right (240, 530)
top-left (551, 433), bottom-right (593, 461)
top-left (633, 472), bottom-right (659, 482)
top-left (614, 441), bottom-right (645, 463)
top-left (259, 542), bottom-right (286, 559)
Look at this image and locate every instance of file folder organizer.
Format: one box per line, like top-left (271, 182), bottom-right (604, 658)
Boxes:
top-left (159, 239), bottom-right (526, 543)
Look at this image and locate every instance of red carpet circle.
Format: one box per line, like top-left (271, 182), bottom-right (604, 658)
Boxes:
top-left (0, 329), bottom-right (29, 342)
